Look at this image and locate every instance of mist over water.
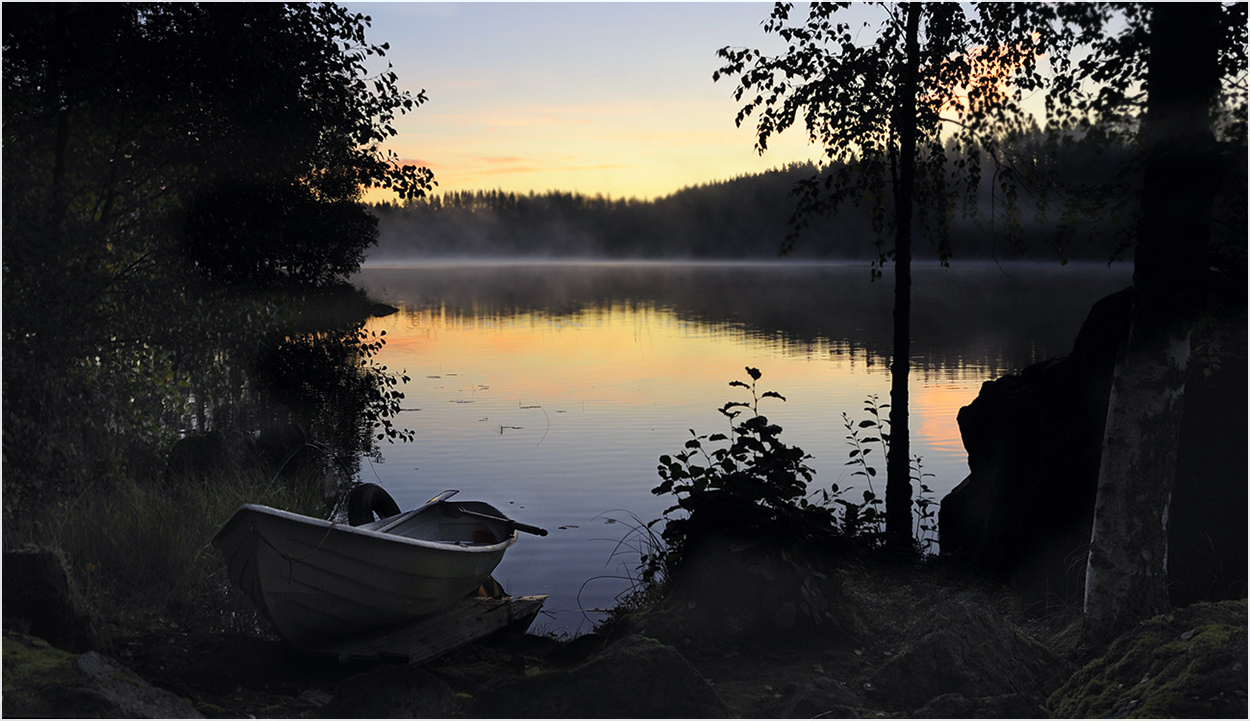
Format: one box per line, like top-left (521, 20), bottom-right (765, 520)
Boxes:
top-left (352, 259), bottom-right (1132, 635)
top-left (360, 258), bottom-right (1129, 373)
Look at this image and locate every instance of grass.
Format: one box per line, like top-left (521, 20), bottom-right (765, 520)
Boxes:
top-left (5, 467), bottom-right (329, 641)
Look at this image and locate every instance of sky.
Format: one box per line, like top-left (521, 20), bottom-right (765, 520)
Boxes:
top-left (346, 2), bottom-right (881, 202)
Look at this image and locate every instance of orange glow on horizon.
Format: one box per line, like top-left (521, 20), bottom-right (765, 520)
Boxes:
top-left (365, 98), bottom-right (822, 203)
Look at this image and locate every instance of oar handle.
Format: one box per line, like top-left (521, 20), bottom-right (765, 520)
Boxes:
top-left (451, 504), bottom-right (548, 537)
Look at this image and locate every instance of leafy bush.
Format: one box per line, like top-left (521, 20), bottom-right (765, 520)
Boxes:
top-left (647, 368), bottom-right (837, 579)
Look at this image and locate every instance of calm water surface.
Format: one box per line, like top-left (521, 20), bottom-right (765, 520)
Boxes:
top-left (351, 260), bottom-right (1131, 635)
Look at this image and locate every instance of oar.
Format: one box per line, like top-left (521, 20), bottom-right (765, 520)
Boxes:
top-left (444, 503), bottom-right (548, 537)
top-left (375, 490), bottom-right (460, 534)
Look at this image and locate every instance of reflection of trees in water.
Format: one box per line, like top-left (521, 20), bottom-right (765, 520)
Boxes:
top-left (356, 262), bottom-right (1133, 380)
top-left (172, 290), bottom-right (407, 498)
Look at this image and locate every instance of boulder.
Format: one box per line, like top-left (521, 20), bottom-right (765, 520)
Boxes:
top-left (470, 634), bottom-right (732, 718)
top-left (868, 592), bottom-right (1068, 713)
top-left (1047, 599), bottom-right (1247, 718)
top-left (3, 545), bottom-right (100, 653)
top-left (1167, 315), bottom-right (1249, 605)
top-left (940, 287), bottom-right (1247, 607)
top-left (2, 631), bottom-right (203, 718)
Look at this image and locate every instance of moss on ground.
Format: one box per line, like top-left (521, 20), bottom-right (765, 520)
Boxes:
top-left (2, 632), bottom-right (83, 717)
top-left (1047, 599), bottom-right (1247, 718)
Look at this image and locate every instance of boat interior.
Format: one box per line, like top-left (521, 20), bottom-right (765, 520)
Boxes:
top-left (361, 501), bottom-right (508, 546)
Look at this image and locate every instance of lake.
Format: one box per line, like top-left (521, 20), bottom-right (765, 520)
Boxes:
top-left (350, 259), bottom-right (1132, 635)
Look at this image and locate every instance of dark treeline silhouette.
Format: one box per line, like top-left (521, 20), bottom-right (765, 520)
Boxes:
top-left (370, 164), bottom-right (864, 259)
top-left (367, 129), bottom-right (1247, 263)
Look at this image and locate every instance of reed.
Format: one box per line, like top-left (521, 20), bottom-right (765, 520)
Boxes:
top-left (19, 469), bottom-right (328, 638)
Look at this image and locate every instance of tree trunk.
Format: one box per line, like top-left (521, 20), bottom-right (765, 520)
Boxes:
top-left (1082, 4), bottom-right (1224, 645)
top-left (885, 2), bottom-right (922, 554)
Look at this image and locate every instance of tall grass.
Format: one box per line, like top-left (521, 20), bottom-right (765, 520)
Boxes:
top-left (9, 468), bottom-right (329, 640)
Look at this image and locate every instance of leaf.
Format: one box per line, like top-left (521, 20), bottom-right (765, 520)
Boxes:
top-left (761, 391), bottom-right (787, 402)
top-left (745, 366), bottom-right (761, 381)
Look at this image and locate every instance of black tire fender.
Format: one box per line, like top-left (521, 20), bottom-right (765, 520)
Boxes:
top-left (346, 483), bottom-right (402, 526)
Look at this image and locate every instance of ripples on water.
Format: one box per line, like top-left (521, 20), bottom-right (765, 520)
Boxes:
top-left (351, 260), bottom-right (1132, 635)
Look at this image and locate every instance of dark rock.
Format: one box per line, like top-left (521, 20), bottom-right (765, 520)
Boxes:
top-left (940, 287), bottom-right (1247, 608)
top-left (1047, 599), bottom-right (1247, 718)
top-left (319, 664), bottom-right (459, 719)
top-left (3, 545), bottom-right (100, 653)
top-left (869, 593), bottom-right (1068, 712)
top-left (939, 288), bottom-right (1131, 606)
top-left (1168, 314), bottom-right (1249, 605)
top-left (2, 631), bottom-right (203, 718)
top-left (471, 634), bottom-right (732, 718)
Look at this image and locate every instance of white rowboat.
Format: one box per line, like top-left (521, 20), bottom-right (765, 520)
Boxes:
top-left (213, 490), bottom-right (533, 650)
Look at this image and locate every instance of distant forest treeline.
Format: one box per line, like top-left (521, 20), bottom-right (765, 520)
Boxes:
top-left (369, 140), bottom-right (1247, 263)
top-left (371, 164), bottom-right (875, 260)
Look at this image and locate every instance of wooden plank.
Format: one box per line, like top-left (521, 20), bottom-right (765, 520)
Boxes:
top-left (316, 595), bottom-right (548, 664)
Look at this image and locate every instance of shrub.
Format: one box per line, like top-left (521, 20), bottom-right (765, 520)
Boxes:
top-left (647, 367), bottom-right (837, 579)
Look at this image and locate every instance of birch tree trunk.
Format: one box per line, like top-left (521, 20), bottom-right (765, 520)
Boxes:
top-left (1082, 4), bottom-right (1225, 645)
top-left (885, 1), bottom-right (922, 555)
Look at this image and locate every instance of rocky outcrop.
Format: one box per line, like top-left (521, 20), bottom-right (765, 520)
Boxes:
top-left (940, 287), bottom-right (1247, 608)
top-left (3, 545), bottom-right (101, 653)
top-left (2, 632), bottom-right (203, 718)
top-left (1047, 599), bottom-right (1247, 718)
top-left (470, 634), bottom-right (732, 718)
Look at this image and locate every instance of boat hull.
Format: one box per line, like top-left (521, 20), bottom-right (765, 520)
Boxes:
top-left (213, 502), bottom-right (517, 650)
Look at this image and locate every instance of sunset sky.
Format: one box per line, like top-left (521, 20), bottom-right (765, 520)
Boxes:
top-left (347, 2), bottom-right (884, 201)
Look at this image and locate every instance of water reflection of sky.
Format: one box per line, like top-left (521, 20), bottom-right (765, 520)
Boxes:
top-left (352, 261), bottom-right (1132, 635)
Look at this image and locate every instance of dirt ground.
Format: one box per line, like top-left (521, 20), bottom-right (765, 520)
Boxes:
top-left (110, 558), bottom-right (1064, 718)
top-left (26, 554), bottom-right (1243, 718)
